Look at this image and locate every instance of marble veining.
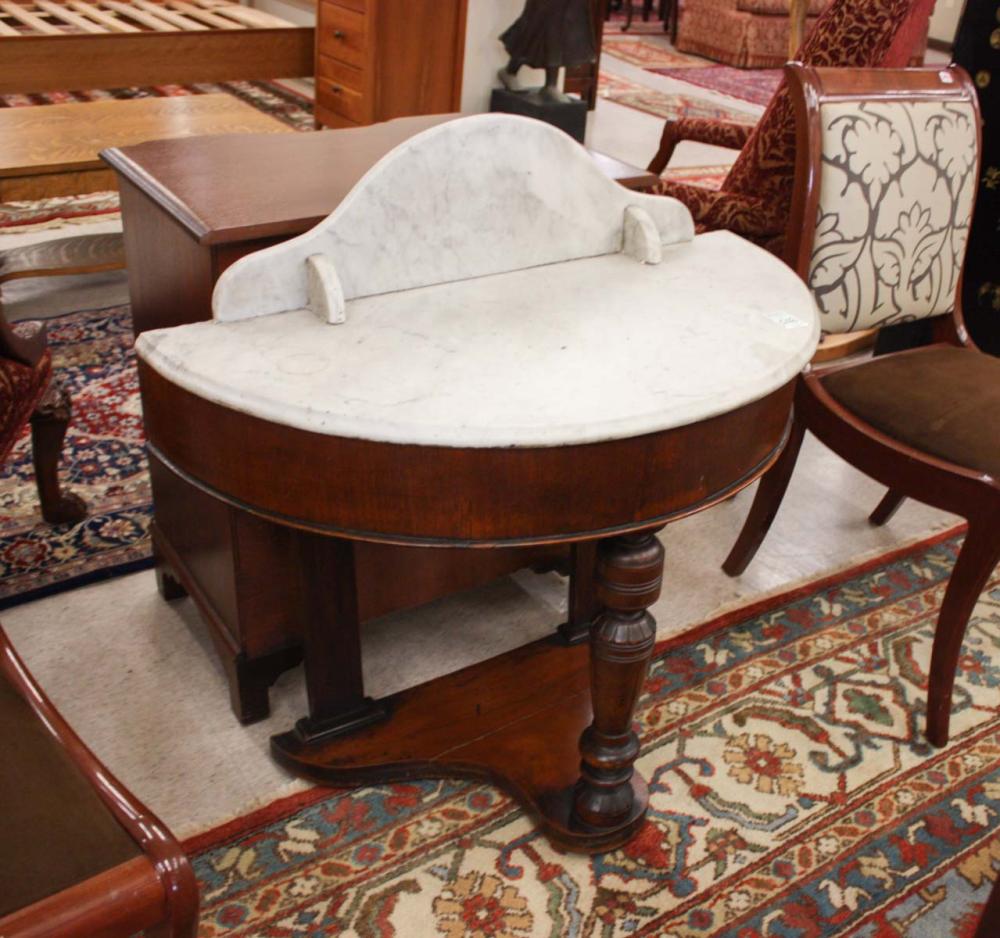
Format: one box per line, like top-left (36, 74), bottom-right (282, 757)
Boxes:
top-left (211, 113), bottom-right (695, 323)
top-left (137, 231), bottom-right (820, 448)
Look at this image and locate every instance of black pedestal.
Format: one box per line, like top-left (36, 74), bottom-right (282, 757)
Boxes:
top-left (489, 88), bottom-right (587, 143)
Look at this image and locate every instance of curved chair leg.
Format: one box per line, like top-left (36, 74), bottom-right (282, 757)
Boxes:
top-left (647, 121), bottom-right (680, 175)
top-left (925, 520), bottom-right (1000, 748)
top-left (722, 416), bottom-right (806, 577)
top-left (29, 381), bottom-right (86, 525)
top-left (869, 488), bottom-right (906, 526)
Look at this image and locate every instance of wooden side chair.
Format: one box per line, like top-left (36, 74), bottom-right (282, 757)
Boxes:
top-left (0, 304), bottom-right (85, 525)
top-left (722, 64), bottom-right (994, 749)
top-left (0, 622), bottom-right (198, 937)
top-left (647, 0), bottom-right (935, 251)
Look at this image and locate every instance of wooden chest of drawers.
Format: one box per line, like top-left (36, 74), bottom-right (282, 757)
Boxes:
top-left (314, 0), bottom-right (467, 128)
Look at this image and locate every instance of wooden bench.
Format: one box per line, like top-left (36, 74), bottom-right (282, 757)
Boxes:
top-left (0, 623), bottom-right (197, 938)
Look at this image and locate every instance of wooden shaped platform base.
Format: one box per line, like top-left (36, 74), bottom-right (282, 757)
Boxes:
top-left (272, 530), bottom-right (665, 853)
top-left (271, 632), bottom-right (649, 853)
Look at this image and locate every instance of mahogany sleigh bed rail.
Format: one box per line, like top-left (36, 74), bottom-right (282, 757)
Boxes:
top-left (0, 0), bottom-right (313, 94)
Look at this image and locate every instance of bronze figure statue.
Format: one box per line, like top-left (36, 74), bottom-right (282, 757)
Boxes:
top-left (497, 0), bottom-right (596, 103)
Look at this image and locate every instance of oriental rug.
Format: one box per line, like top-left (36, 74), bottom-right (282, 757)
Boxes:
top-left (598, 72), bottom-right (758, 125)
top-left (602, 35), bottom-right (709, 69)
top-left (185, 530), bottom-right (1000, 937)
top-left (653, 65), bottom-right (782, 108)
top-left (0, 78), bottom-right (314, 131)
top-left (604, 7), bottom-right (674, 35)
top-left (0, 305), bottom-right (151, 607)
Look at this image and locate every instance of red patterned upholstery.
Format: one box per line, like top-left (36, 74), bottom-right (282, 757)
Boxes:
top-left (0, 345), bottom-right (50, 465)
top-left (677, 0), bottom-right (827, 68)
top-left (655, 0), bottom-right (935, 248)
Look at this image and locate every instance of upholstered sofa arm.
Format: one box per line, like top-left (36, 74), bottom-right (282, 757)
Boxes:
top-left (651, 180), bottom-right (788, 241)
top-left (647, 118), bottom-right (756, 175)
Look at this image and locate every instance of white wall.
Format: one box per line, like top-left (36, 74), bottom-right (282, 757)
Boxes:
top-left (928, 0), bottom-right (964, 45)
top-left (249, 0), bottom-right (315, 26)
top-left (461, 0), bottom-right (547, 113)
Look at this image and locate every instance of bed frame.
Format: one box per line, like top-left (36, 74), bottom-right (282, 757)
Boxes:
top-left (0, 0), bottom-right (313, 95)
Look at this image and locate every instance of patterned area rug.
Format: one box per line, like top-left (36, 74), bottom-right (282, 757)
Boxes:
top-left (602, 34), bottom-right (709, 69)
top-left (605, 7), bottom-right (673, 35)
top-left (184, 530), bottom-right (1000, 937)
top-left (599, 71), bottom-right (759, 125)
top-left (0, 305), bottom-right (151, 607)
top-left (653, 65), bottom-right (782, 107)
top-left (0, 79), bottom-right (314, 131)
top-left (0, 191), bottom-right (120, 232)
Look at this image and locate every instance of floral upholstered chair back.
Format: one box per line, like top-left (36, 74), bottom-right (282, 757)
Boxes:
top-left (787, 65), bottom-right (980, 335)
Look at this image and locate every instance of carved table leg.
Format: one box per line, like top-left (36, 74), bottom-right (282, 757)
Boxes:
top-left (287, 532), bottom-right (389, 744)
top-left (558, 541), bottom-right (601, 645)
top-left (30, 381), bottom-right (86, 525)
top-left (572, 530), bottom-right (663, 837)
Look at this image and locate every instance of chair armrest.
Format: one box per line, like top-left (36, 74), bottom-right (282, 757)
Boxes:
top-left (653, 180), bottom-right (787, 240)
top-left (647, 118), bottom-right (755, 174)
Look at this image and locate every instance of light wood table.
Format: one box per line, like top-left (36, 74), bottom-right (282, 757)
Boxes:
top-left (0, 93), bottom-right (291, 202)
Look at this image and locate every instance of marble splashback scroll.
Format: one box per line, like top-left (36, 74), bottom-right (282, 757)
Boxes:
top-left (212, 114), bottom-right (694, 323)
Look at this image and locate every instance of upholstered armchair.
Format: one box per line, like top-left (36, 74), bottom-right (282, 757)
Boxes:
top-left (648, 0), bottom-right (935, 251)
top-left (675, 0), bottom-right (828, 69)
top-left (0, 306), bottom-right (85, 525)
top-left (723, 64), bottom-right (996, 749)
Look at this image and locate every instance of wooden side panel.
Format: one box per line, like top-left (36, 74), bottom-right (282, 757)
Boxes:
top-left (148, 452), bottom-right (241, 644)
top-left (0, 28), bottom-right (313, 94)
top-left (117, 177), bottom-right (215, 335)
top-left (376, 0), bottom-right (464, 118)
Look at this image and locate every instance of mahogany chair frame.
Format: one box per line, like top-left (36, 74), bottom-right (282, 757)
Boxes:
top-left (0, 306), bottom-right (86, 525)
top-left (0, 623), bottom-right (198, 937)
top-left (723, 63), bottom-right (995, 748)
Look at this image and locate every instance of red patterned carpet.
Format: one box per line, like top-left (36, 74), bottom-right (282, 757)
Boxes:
top-left (598, 71), bottom-right (759, 125)
top-left (0, 306), bottom-right (151, 606)
top-left (185, 530), bottom-right (1000, 937)
top-left (653, 65), bottom-right (782, 107)
top-left (0, 79), bottom-right (314, 130)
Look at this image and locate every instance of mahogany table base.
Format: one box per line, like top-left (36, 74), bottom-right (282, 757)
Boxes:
top-left (271, 530), bottom-right (664, 852)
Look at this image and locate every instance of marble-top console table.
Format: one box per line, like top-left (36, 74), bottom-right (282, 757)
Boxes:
top-left (137, 115), bottom-right (818, 850)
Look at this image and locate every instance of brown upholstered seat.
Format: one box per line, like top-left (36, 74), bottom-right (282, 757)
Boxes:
top-left (821, 346), bottom-right (1000, 481)
top-left (0, 675), bottom-right (140, 916)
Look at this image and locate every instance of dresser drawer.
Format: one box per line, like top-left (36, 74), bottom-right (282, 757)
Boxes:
top-left (317, 76), bottom-right (370, 125)
top-left (317, 53), bottom-right (365, 94)
top-left (318, 3), bottom-right (368, 69)
top-left (326, 0), bottom-right (366, 12)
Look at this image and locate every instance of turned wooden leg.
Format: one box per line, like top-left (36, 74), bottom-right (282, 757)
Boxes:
top-left (293, 532), bottom-right (389, 743)
top-left (647, 120), bottom-right (680, 175)
top-left (926, 520), bottom-right (1000, 747)
top-left (573, 530), bottom-right (663, 832)
top-left (869, 489), bottom-right (906, 526)
top-left (723, 415), bottom-right (805, 576)
top-left (29, 381), bottom-right (85, 525)
top-left (558, 541), bottom-right (601, 645)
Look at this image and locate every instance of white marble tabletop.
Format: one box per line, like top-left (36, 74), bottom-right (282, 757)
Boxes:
top-left (138, 230), bottom-right (819, 448)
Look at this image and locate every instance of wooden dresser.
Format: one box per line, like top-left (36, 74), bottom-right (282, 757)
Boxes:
top-left (314, 0), bottom-right (468, 128)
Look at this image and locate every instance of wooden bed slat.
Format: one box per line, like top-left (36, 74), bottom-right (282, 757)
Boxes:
top-left (193, 0), bottom-right (291, 28)
top-left (100, 0), bottom-right (180, 30)
top-left (0, 1), bottom-right (64, 33)
top-left (130, 0), bottom-right (206, 30)
top-left (67, 0), bottom-right (139, 31)
top-left (166, 0), bottom-right (238, 28)
top-left (33, 0), bottom-right (108, 32)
